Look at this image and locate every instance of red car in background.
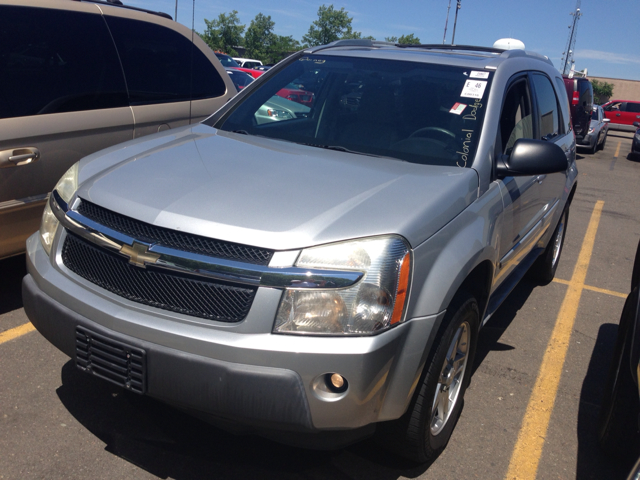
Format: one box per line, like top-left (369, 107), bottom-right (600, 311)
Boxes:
top-left (602, 100), bottom-right (640, 132)
top-left (276, 83), bottom-right (315, 106)
top-left (215, 53), bottom-right (263, 79)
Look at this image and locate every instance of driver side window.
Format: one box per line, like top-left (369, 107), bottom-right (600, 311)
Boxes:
top-left (500, 79), bottom-right (533, 154)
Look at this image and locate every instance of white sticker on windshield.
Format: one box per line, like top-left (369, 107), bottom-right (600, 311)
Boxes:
top-left (460, 80), bottom-right (487, 99)
top-left (470, 71), bottom-right (490, 79)
top-left (450, 103), bottom-right (467, 115)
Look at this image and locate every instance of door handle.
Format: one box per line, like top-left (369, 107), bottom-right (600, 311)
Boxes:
top-left (616, 113), bottom-right (621, 117)
top-left (536, 174), bottom-right (546, 184)
top-left (0, 148), bottom-right (40, 168)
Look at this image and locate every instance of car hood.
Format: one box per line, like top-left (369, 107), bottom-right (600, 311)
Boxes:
top-left (75, 124), bottom-right (478, 250)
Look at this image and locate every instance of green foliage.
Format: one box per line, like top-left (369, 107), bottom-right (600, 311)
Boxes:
top-left (385, 36), bottom-right (398, 43)
top-left (591, 79), bottom-right (614, 104)
top-left (269, 35), bottom-right (302, 63)
top-left (201, 11), bottom-right (245, 56)
top-left (245, 13), bottom-right (277, 61)
top-left (398, 33), bottom-right (420, 45)
top-left (302, 5), bottom-right (361, 47)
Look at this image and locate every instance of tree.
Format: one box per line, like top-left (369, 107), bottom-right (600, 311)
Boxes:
top-left (398, 34), bottom-right (420, 45)
top-left (302, 5), bottom-right (361, 47)
top-left (269, 35), bottom-right (302, 63)
top-left (201, 11), bottom-right (245, 56)
top-left (592, 79), bottom-right (614, 104)
top-left (245, 13), bottom-right (277, 62)
top-left (385, 36), bottom-right (398, 43)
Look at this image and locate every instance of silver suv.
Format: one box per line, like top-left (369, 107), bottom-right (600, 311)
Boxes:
top-left (23, 40), bottom-right (577, 462)
top-left (0, 0), bottom-right (236, 260)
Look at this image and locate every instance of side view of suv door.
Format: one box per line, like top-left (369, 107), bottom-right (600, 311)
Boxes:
top-left (0, 0), bottom-right (236, 260)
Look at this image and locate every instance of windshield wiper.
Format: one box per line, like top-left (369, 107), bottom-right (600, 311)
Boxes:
top-left (300, 143), bottom-right (385, 158)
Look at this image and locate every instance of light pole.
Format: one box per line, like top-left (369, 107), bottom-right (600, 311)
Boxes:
top-left (451, 0), bottom-right (461, 45)
top-left (174, 0), bottom-right (178, 21)
top-left (443, 0), bottom-right (452, 44)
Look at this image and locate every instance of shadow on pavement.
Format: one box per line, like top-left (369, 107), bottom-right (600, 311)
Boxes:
top-left (56, 361), bottom-right (430, 480)
top-left (576, 323), bottom-right (633, 480)
top-left (0, 254), bottom-right (26, 315)
top-left (471, 278), bottom-right (537, 377)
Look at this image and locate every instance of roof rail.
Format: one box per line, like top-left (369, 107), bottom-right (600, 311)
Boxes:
top-left (397, 44), bottom-right (505, 54)
top-left (72, 0), bottom-right (173, 20)
top-left (306, 39), bottom-right (377, 53)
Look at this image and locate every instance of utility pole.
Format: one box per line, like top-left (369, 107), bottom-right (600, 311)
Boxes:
top-left (451, 0), bottom-right (461, 45)
top-left (175, 0), bottom-right (178, 22)
top-left (561, 1), bottom-right (582, 75)
top-left (443, 0), bottom-right (452, 44)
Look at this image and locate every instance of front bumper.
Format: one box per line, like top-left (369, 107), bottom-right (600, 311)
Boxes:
top-left (24, 232), bottom-right (441, 434)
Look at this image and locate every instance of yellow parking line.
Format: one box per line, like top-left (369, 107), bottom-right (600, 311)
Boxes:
top-left (553, 278), bottom-right (627, 299)
top-left (505, 200), bottom-right (604, 480)
top-left (0, 322), bottom-right (36, 345)
top-left (614, 141), bottom-right (621, 158)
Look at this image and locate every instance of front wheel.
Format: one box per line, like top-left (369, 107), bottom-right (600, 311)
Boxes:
top-left (380, 293), bottom-right (479, 463)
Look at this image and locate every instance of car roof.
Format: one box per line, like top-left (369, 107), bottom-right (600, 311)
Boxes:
top-left (305, 39), bottom-right (554, 71)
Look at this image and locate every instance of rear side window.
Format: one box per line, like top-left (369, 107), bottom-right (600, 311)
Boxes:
top-left (0, 6), bottom-right (128, 119)
top-left (105, 17), bottom-right (226, 105)
top-left (626, 102), bottom-right (640, 113)
top-left (578, 79), bottom-right (593, 112)
top-left (532, 74), bottom-right (560, 140)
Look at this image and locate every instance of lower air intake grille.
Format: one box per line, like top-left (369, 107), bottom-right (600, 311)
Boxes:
top-left (62, 233), bottom-right (257, 322)
top-left (76, 326), bottom-right (146, 394)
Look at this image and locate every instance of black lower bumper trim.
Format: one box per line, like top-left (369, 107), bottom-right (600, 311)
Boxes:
top-left (22, 274), bottom-right (314, 432)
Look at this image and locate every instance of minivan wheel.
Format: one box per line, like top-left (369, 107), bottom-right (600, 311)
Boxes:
top-left (380, 293), bottom-right (479, 463)
top-left (530, 207), bottom-right (569, 285)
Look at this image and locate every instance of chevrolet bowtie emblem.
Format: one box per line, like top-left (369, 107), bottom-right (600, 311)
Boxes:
top-left (119, 242), bottom-right (160, 268)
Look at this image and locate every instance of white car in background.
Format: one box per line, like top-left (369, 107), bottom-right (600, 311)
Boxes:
top-left (232, 57), bottom-right (263, 69)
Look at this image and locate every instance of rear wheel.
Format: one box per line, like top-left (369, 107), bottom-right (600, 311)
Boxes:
top-left (380, 292), bottom-right (479, 463)
top-left (530, 207), bottom-right (569, 284)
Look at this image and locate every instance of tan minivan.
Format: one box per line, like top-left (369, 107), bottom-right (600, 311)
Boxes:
top-left (0, 0), bottom-right (236, 259)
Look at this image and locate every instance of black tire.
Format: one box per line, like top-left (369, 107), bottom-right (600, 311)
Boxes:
top-left (597, 288), bottom-right (640, 459)
top-left (530, 207), bottom-right (569, 285)
top-left (588, 139), bottom-right (597, 154)
top-left (599, 133), bottom-right (607, 151)
top-left (379, 292), bottom-right (480, 463)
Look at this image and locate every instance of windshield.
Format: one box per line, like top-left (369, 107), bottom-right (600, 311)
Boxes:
top-left (216, 54), bottom-right (240, 68)
top-left (214, 54), bottom-right (492, 167)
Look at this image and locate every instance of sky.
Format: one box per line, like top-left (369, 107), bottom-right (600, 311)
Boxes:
top-left (129, 0), bottom-right (640, 81)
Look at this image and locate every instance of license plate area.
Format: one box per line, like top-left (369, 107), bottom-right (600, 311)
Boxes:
top-left (75, 326), bottom-right (146, 394)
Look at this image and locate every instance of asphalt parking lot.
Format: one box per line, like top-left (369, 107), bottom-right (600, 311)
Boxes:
top-left (1, 130), bottom-right (639, 480)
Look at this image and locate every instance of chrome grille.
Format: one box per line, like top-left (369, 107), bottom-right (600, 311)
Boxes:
top-left (62, 233), bottom-right (256, 322)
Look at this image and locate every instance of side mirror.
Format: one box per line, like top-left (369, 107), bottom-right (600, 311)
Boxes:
top-left (634, 121), bottom-right (640, 128)
top-left (496, 138), bottom-right (568, 179)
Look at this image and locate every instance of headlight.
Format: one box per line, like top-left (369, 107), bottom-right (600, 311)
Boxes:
top-left (267, 108), bottom-right (293, 120)
top-left (39, 163), bottom-right (79, 255)
top-left (587, 127), bottom-right (594, 135)
top-left (55, 162), bottom-right (79, 203)
top-left (273, 236), bottom-right (411, 335)
top-left (39, 200), bottom-right (59, 255)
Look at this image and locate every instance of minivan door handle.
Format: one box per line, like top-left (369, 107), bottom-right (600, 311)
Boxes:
top-left (0, 148), bottom-right (41, 168)
top-left (536, 174), bottom-right (547, 184)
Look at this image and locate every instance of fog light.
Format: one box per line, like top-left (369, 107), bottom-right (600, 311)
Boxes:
top-left (326, 373), bottom-right (348, 393)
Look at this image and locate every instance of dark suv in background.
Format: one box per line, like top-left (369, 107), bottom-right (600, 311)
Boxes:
top-left (563, 76), bottom-right (594, 145)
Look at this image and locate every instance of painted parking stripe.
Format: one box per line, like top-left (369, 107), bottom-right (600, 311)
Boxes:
top-left (553, 278), bottom-right (627, 299)
top-left (505, 200), bottom-right (604, 480)
top-left (614, 141), bottom-right (621, 158)
top-left (0, 322), bottom-right (35, 345)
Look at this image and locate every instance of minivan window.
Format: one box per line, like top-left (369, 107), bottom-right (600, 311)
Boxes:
top-left (532, 74), bottom-right (559, 140)
top-left (215, 55), bottom-right (492, 167)
top-left (0, 6), bottom-right (128, 119)
top-left (105, 17), bottom-right (226, 105)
